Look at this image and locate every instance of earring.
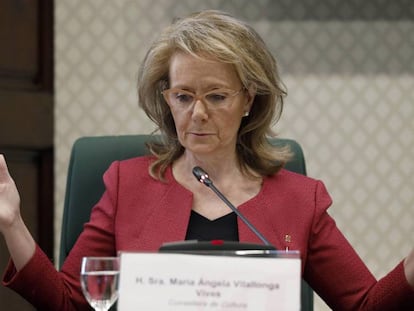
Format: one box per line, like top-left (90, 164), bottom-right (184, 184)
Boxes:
top-left (243, 111), bottom-right (249, 117)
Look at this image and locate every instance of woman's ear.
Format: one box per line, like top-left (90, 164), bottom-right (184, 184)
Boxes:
top-left (244, 84), bottom-right (256, 112)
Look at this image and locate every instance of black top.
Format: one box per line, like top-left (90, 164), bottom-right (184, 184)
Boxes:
top-left (185, 210), bottom-right (239, 241)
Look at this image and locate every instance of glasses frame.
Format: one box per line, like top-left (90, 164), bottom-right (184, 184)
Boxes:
top-left (162, 87), bottom-right (245, 110)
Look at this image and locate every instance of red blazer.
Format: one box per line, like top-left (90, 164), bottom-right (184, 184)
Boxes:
top-left (3, 156), bottom-right (414, 310)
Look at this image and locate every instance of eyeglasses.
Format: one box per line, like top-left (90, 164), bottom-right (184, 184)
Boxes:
top-left (162, 87), bottom-right (244, 110)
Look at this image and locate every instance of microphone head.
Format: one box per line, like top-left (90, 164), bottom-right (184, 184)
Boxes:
top-left (192, 166), bottom-right (213, 186)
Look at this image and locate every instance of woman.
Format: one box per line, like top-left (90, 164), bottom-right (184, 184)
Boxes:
top-left (1, 10), bottom-right (413, 310)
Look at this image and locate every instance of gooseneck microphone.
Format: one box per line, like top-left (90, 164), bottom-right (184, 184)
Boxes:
top-left (192, 166), bottom-right (273, 246)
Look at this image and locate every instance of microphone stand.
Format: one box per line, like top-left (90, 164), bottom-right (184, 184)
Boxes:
top-left (192, 166), bottom-right (273, 246)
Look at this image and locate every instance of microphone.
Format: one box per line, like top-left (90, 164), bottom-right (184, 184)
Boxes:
top-left (192, 166), bottom-right (273, 246)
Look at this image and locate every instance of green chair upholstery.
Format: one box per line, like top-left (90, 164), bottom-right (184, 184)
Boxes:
top-left (59, 134), bottom-right (313, 310)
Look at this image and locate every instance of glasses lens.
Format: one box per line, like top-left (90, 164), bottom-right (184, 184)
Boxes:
top-left (205, 91), bottom-right (233, 106)
top-left (164, 88), bottom-right (242, 109)
top-left (169, 90), bottom-right (194, 105)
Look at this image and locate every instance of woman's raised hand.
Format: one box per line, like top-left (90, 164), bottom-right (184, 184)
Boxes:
top-left (0, 154), bottom-right (21, 233)
top-left (404, 248), bottom-right (414, 289)
top-left (0, 154), bottom-right (35, 270)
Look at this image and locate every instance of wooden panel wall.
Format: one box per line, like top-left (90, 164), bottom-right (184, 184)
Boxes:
top-left (0, 1), bottom-right (54, 310)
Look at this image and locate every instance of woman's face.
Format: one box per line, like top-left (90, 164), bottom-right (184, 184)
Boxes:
top-left (165, 52), bottom-right (254, 157)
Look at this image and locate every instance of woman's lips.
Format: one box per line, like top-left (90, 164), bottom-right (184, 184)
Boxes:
top-left (189, 132), bottom-right (212, 136)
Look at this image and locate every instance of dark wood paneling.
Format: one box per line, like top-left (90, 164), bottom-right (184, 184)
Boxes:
top-left (0, 0), bottom-right (39, 90)
top-left (0, 0), bottom-right (54, 310)
top-left (0, 0), bottom-right (53, 91)
top-left (37, 148), bottom-right (54, 257)
top-left (0, 92), bottom-right (53, 148)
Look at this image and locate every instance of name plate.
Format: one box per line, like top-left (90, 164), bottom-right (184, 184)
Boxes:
top-left (118, 252), bottom-right (300, 311)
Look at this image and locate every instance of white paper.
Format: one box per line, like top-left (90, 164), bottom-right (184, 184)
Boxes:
top-left (118, 252), bottom-right (301, 311)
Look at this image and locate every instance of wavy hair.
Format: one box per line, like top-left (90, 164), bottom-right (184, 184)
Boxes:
top-left (138, 10), bottom-right (291, 180)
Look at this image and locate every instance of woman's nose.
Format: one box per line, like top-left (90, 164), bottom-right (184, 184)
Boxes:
top-left (191, 99), bottom-right (208, 120)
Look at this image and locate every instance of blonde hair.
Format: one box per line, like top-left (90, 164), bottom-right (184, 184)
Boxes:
top-left (138, 10), bottom-right (291, 180)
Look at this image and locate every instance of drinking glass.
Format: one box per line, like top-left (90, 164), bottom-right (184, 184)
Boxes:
top-left (80, 256), bottom-right (120, 311)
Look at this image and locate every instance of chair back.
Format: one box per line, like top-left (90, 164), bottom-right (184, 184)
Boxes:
top-left (59, 134), bottom-right (313, 310)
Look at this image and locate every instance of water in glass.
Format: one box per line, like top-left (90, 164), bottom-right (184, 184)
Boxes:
top-left (81, 257), bottom-right (119, 311)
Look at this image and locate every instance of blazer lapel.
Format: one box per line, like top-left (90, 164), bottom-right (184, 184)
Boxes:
top-left (136, 172), bottom-right (193, 250)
